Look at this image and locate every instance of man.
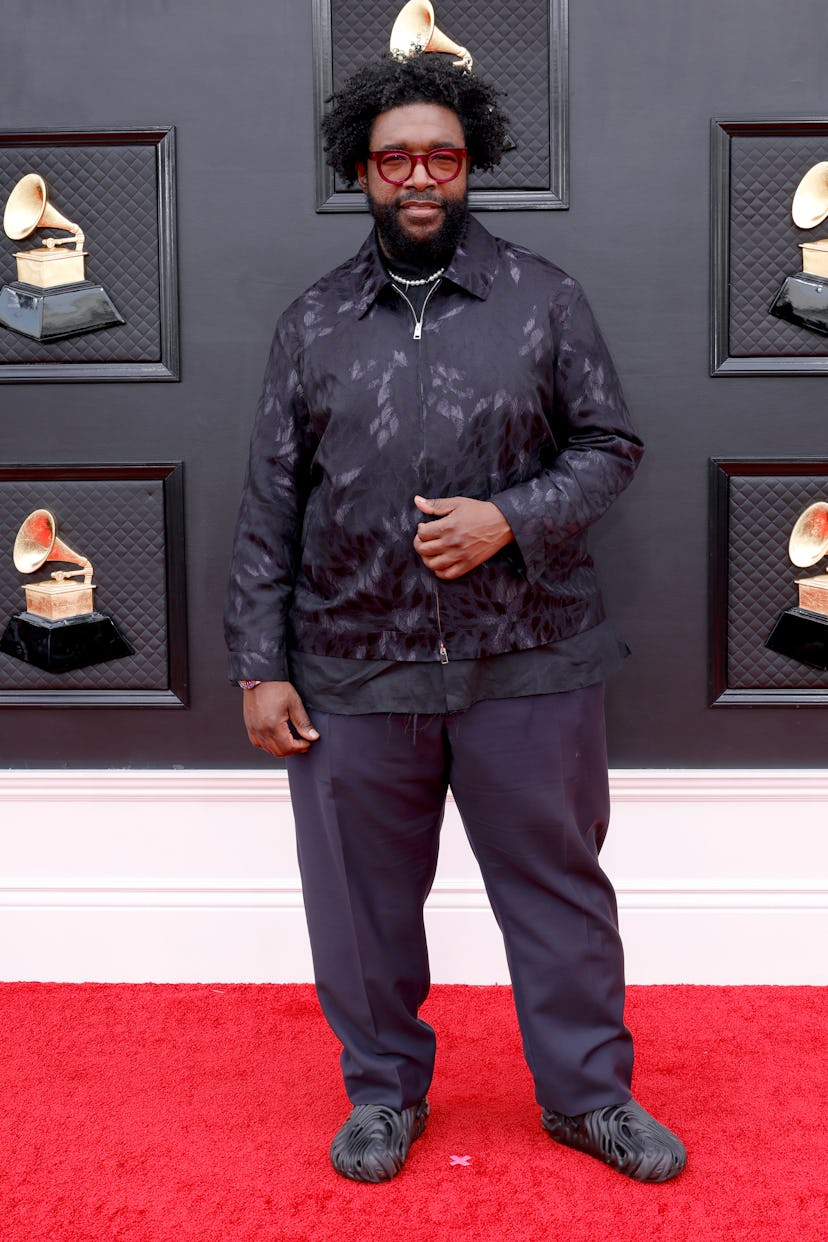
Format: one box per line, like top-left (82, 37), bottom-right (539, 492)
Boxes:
top-left (225, 52), bottom-right (686, 1184)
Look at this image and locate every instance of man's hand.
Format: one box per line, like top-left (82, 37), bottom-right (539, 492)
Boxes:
top-left (413, 494), bottom-right (514, 579)
top-left (242, 680), bottom-right (319, 757)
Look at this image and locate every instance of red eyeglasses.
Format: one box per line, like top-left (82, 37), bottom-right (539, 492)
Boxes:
top-left (368, 148), bottom-right (468, 185)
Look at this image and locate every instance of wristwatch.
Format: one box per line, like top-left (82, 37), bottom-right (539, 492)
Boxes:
top-left (238, 680), bottom-right (261, 690)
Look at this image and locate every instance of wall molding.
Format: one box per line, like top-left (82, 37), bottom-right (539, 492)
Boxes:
top-left (4, 767), bottom-right (828, 802)
top-left (1, 876), bottom-right (825, 912)
top-left (0, 771), bottom-right (293, 803)
top-left (608, 769), bottom-right (828, 802)
top-left (1, 769), bottom-right (826, 984)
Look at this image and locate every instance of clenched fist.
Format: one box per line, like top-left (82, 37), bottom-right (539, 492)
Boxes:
top-left (413, 494), bottom-right (514, 579)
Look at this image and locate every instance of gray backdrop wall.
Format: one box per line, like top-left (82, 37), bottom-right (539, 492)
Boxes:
top-left (2, 0), bottom-right (828, 767)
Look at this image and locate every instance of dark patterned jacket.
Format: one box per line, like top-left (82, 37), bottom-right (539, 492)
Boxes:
top-left (225, 216), bottom-right (643, 682)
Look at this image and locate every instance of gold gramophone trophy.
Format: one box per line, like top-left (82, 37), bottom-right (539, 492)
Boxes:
top-left (387, 5), bottom-right (515, 148)
top-left (765, 501), bottom-right (828, 669)
top-left (389, 1), bottom-right (473, 68)
top-left (0, 509), bottom-right (133, 673)
top-left (769, 162), bottom-right (828, 335)
top-left (0, 173), bottom-right (124, 341)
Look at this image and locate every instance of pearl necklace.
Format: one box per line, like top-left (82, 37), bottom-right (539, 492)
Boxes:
top-left (387, 266), bottom-right (445, 288)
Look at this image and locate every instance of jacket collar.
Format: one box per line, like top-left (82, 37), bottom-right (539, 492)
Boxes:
top-left (353, 214), bottom-right (499, 318)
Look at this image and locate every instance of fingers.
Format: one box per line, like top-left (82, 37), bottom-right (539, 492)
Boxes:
top-left (413, 498), bottom-right (460, 547)
top-left (420, 554), bottom-right (467, 579)
top-left (255, 720), bottom-right (312, 757)
top-left (413, 515), bottom-right (467, 577)
top-left (288, 700), bottom-right (319, 743)
top-left (242, 681), bottom-right (319, 758)
top-left (415, 535), bottom-right (471, 578)
top-left (413, 498), bottom-right (467, 573)
top-left (413, 523), bottom-right (444, 549)
top-left (414, 494), bottom-right (457, 518)
top-left (413, 494), bottom-right (505, 577)
top-left (413, 496), bottom-right (514, 579)
top-left (428, 563), bottom-right (464, 579)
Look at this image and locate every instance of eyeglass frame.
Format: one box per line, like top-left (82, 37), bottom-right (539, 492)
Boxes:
top-left (367, 147), bottom-right (469, 186)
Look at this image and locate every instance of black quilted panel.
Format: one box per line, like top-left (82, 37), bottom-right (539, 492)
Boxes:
top-left (0, 480), bottom-right (169, 689)
top-left (727, 474), bottom-right (828, 688)
top-left (729, 135), bottom-right (828, 357)
top-left (330, 0), bottom-right (551, 191)
top-left (0, 143), bottom-right (160, 363)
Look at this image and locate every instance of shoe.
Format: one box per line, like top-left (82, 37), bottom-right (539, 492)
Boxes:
top-left (542, 1098), bottom-right (686, 1182)
top-left (330, 1097), bottom-right (429, 1182)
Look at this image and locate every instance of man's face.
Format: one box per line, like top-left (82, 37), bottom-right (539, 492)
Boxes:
top-left (356, 102), bottom-right (469, 266)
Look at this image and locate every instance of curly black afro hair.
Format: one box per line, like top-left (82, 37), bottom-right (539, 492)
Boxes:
top-left (321, 53), bottom-right (509, 185)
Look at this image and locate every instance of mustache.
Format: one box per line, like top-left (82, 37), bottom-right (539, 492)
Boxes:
top-left (396, 192), bottom-right (444, 206)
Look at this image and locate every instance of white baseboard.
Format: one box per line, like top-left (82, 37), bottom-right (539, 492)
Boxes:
top-left (1, 769), bottom-right (826, 984)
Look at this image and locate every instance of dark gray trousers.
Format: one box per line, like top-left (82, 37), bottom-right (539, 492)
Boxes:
top-left (286, 685), bottom-right (634, 1116)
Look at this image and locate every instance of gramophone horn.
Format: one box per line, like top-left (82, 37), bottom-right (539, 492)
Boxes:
top-left (791, 162), bottom-right (828, 230)
top-left (789, 500), bottom-right (828, 567)
top-left (12, 509), bottom-right (92, 578)
top-left (390, 1), bottom-right (473, 69)
top-left (3, 173), bottom-right (84, 250)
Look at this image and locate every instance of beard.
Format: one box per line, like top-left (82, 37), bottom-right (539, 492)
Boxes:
top-left (367, 189), bottom-right (469, 269)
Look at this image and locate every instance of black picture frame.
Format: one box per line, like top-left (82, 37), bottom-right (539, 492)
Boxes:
top-left (709, 457), bottom-right (828, 706)
top-left (0, 127), bottom-right (179, 382)
top-left (0, 463), bottom-right (188, 707)
top-left (711, 117), bottom-right (828, 376)
top-left (312, 0), bottom-right (569, 212)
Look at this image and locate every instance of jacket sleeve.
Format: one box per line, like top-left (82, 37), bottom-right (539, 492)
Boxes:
top-left (490, 281), bottom-right (644, 585)
top-left (224, 317), bottom-right (315, 682)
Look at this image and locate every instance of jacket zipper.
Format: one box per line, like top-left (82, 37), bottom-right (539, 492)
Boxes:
top-left (392, 279), bottom-right (442, 340)
top-left (435, 591), bottom-right (449, 664)
top-left (392, 279), bottom-right (449, 663)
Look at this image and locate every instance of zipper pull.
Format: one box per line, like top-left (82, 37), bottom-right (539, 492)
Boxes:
top-left (439, 641), bottom-right (449, 665)
top-left (413, 319), bottom-right (423, 340)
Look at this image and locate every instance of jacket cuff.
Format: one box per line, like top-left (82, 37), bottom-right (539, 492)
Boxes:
top-left (226, 652), bottom-right (290, 684)
top-left (489, 490), bottom-right (548, 585)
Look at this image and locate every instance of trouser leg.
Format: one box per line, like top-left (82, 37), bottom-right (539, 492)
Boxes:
top-left (447, 685), bottom-right (634, 1116)
top-left (287, 711), bottom-right (448, 1109)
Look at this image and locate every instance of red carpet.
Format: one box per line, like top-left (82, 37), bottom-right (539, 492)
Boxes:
top-left (1, 984), bottom-right (825, 1241)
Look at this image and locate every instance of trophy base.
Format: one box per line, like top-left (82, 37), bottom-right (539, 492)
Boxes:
top-left (0, 611), bottom-right (133, 674)
top-left (0, 279), bottom-right (125, 341)
top-left (768, 271), bottom-right (828, 337)
top-left (765, 606), bottom-right (828, 670)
